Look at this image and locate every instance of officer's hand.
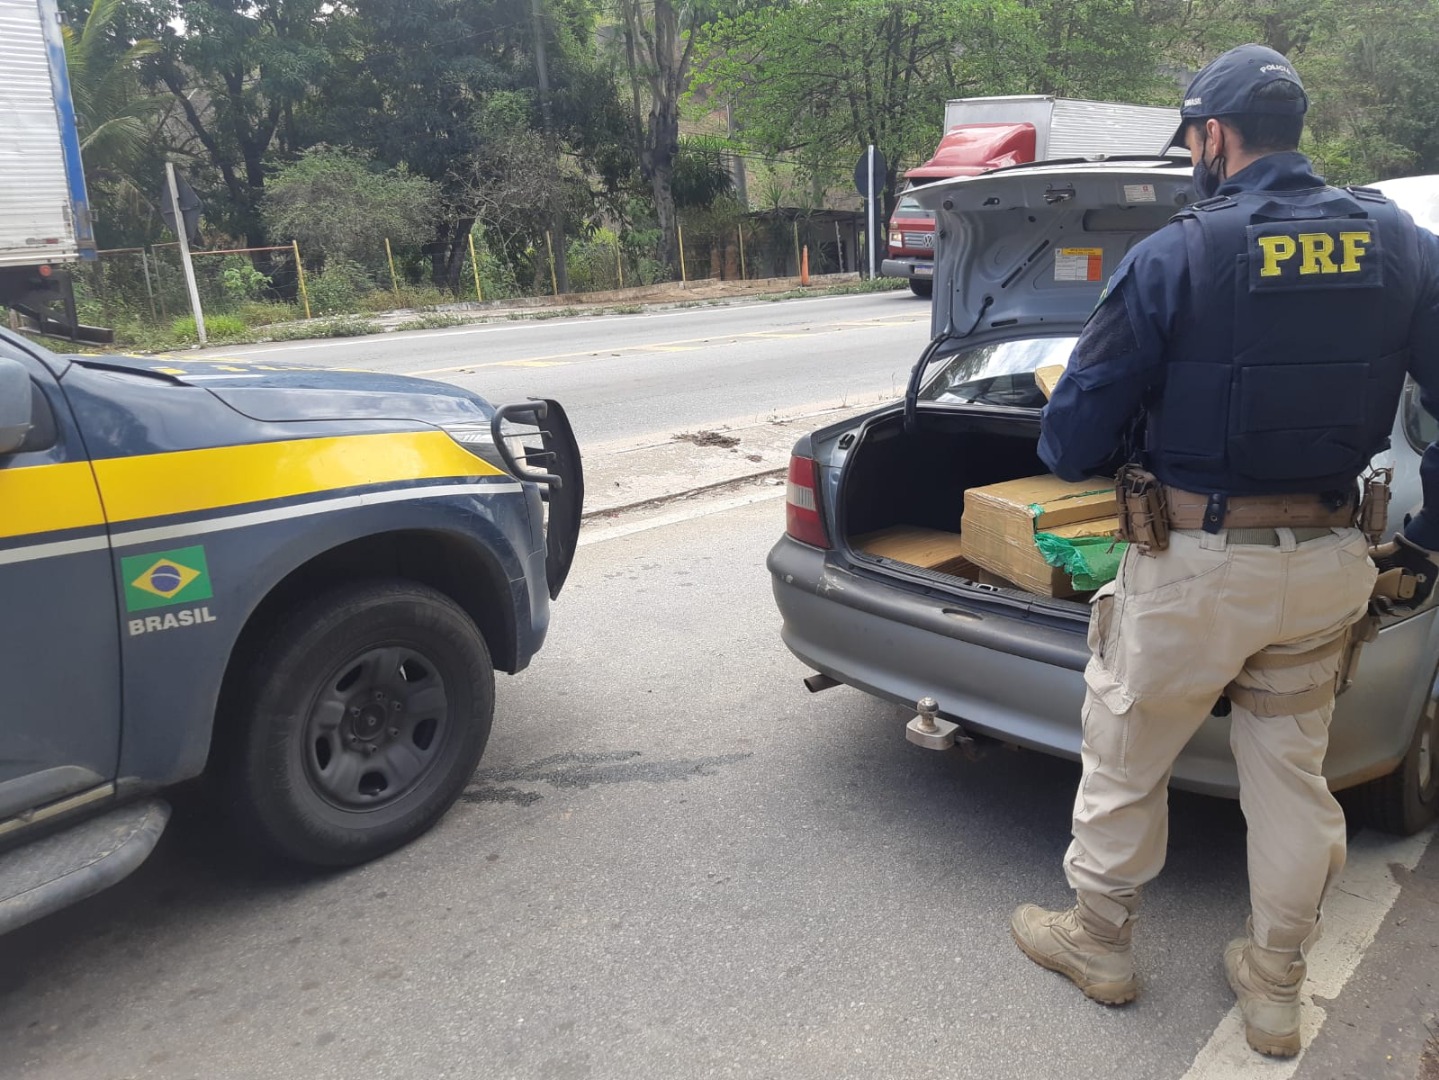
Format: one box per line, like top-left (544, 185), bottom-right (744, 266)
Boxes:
top-left (1370, 534), bottom-right (1439, 610)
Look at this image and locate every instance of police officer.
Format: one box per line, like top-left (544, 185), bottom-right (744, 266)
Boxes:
top-left (1009, 43), bottom-right (1439, 1058)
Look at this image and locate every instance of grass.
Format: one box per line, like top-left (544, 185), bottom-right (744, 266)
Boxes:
top-left (358, 284), bottom-right (454, 312)
top-left (507, 307), bottom-right (583, 321)
top-left (395, 312), bottom-right (474, 331)
top-left (172, 314), bottom-right (250, 344)
top-left (259, 316), bottom-right (383, 341)
top-left (760, 277), bottom-right (909, 303)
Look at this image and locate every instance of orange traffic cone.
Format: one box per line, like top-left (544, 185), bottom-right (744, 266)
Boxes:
top-left (801, 245), bottom-right (810, 286)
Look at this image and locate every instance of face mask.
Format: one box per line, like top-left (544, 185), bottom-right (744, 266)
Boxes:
top-left (1192, 131), bottom-right (1226, 200)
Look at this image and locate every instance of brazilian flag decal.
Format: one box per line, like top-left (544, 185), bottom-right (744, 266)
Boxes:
top-left (122, 546), bottom-right (213, 612)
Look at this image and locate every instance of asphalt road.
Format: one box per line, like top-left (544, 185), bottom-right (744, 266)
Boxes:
top-left (189, 291), bottom-right (933, 443)
top-left (5, 299), bottom-right (1434, 1077)
top-left (4, 494), bottom-right (1433, 1080)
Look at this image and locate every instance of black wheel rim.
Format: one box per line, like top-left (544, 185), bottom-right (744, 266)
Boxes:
top-left (303, 646), bottom-right (450, 810)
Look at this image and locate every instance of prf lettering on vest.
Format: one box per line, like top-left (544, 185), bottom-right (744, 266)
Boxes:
top-left (1256, 229), bottom-right (1371, 277)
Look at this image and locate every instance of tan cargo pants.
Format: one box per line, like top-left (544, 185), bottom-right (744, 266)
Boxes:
top-left (1064, 526), bottom-right (1377, 953)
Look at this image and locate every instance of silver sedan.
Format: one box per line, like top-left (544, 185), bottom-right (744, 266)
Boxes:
top-left (769, 161), bottom-right (1439, 835)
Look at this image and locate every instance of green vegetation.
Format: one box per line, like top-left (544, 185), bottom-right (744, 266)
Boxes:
top-left (396, 313), bottom-right (475, 331)
top-left (264, 148), bottom-right (440, 268)
top-left (263, 317), bottom-right (384, 341)
top-left (37, 0), bottom-right (1439, 346)
top-left (171, 314), bottom-right (248, 343)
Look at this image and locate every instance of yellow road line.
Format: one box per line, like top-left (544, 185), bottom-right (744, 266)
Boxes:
top-left (495, 360), bottom-right (573, 367)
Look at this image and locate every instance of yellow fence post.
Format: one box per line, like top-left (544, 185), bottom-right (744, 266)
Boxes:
top-left (468, 231), bottom-right (484, 302)
top-left (292, 240), bottom-right (312, 319)
top-left (677, 221), bottom-right (687, 285)
top-left (385, 237), bottom-right (400, 297)
top-left (792, 221), bottom-right (800, 276)
top-left (737, 226), bottom-right (746, 281)
top-left (545, 231), bottom-right (559, 296)
top-left (615, 237), bottom-right (624, 288)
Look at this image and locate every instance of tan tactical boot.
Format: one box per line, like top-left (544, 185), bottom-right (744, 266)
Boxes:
top-left (1224, 937), bottom-right (1304, 1057)
top-left (1010, 899), bottom-right (1137, 1005)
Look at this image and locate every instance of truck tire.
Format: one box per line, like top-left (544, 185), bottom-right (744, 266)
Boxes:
top-left (1350, 672), bottom-right (1439, 836)
top-left (909, 278), bottom-right (933, 298)
top-left (221, 579), bottom-right (494, 867)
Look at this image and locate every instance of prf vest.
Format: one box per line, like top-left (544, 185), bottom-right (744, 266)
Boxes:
top-left (1146, 185), bottom-right (1421, 497)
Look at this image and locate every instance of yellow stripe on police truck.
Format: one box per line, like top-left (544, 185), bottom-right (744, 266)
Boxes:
top-left (0, 461), bottom-right (107, 540)
top-left (1, 430), bottom-right (501, 543)
top-left (93, 430), bottom-right (501, 525)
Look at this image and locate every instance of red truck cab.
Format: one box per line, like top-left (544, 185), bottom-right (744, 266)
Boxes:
top-left (883, 123), bottom-right (1037, 297)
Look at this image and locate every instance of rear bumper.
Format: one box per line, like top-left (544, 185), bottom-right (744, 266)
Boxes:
top-left (768, 535), bottom-right (1434, 798)
top-left (880, 257), bottom-right (933, 281)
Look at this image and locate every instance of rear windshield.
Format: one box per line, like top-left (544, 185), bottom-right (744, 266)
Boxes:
top-left (894, 196), bottom-right (936, 222)
top-left (920, 335), bottom-right (1079, 409)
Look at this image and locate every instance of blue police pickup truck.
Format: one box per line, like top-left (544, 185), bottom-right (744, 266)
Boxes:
top-left (0, 327), bottom-right (582, 933)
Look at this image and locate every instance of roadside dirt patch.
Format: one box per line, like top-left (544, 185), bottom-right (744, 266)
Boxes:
top-left (673, 430), bottom-right (741, 449)
top-left (1422, 1035), bottom-right (1439, 1080)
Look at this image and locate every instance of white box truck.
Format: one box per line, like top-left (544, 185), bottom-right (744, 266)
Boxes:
top-left (882, 95), bottom-right (1181, 296)
top-left (0, 0), bottom-right (98, 337)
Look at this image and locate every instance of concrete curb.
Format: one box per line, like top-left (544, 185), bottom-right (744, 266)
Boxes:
top-left (582, 467), bottom-right (786, 521)
top-left (579, 393), bottom-right (896, 521)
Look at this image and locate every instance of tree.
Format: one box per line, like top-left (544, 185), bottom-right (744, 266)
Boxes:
top-left (312, 0), bottom-right (629, 291)
top-left (63, 0), bottom-right (162, 176)
top-left (262, 146), bottom-right (440, 267)
top-left (699, 0), bottom-right (1165, 218)
top-left (617, 0), bottom-right (704, 270)
top-left (698, 0), bottom-right (984, 218)
top-left (1154, 0), bottom-right (1439, 183)
top-left (131, 0), bottom-right (343, 251)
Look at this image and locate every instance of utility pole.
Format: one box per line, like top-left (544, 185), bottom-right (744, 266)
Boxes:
top-left (531, 0), bottom-right (568, 294)
top-left (166, 161), bottom-right (206, 344)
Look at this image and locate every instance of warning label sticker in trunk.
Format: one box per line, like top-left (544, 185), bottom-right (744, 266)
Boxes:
top-left (1054, 248), bottom-right (1103, 283)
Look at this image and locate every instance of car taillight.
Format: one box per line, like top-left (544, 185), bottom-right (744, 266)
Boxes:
top-left (786, 455), bottom-right (830, 549)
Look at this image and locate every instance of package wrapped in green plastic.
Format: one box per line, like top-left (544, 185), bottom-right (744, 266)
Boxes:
top-left (1033, 532), bottom-right (1128, 591)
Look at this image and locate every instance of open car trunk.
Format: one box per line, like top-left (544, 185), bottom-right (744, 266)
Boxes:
top-left (838, 403), bottom-right (1095, 616)
top-left (831, 159), bottom-right (1201, 612)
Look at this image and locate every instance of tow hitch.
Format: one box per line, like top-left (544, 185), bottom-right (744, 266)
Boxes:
top-left (906, 697), bottom-right (981, 759)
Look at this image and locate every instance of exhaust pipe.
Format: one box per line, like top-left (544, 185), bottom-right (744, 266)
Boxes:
top-left (804, 673), bottom-right (841, 693)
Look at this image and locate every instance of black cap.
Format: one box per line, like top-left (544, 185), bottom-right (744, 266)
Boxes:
top-left (1165, 44), bottom-right (1308, 150)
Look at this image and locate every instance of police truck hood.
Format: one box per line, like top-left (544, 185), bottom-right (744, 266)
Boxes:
top-left (909, 159), bottom-right (1194, 340)
top-left (66, 353), bottom-right (493, 426)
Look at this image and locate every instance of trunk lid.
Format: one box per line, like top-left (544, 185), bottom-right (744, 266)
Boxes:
top-left (909, 159), bottom-right (1193, 343)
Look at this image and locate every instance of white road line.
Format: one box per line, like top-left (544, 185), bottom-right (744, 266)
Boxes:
top-left (110, 483), bottom-right (522, 548)
top-left (199, 293), bottom-right (911, 357)
top-left (579, 487), bottom-right (785, 547)
top-left (1181, 825), bottom-right (1435, 1079)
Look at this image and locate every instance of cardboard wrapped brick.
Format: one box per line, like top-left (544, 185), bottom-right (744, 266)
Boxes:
top-left (961, 475), bottom-right (1117, 597)
top-left (1034, 364), bottom-right (1066, 401)
top-left (854, 525), bottom-right (977, 578)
